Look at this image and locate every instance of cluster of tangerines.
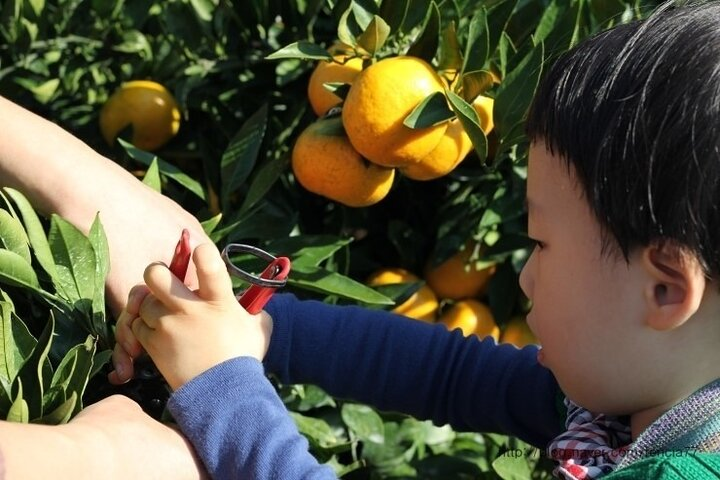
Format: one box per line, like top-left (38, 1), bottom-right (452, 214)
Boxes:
top-left (292, 45), bottom-right (496, 208)
top-left (367, 243), bottom-right (537, 347)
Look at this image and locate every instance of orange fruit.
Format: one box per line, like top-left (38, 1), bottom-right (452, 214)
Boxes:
top-left (425, 242), bottom-right (495, 300)
top-left (501, 316), bottom-right (538, 348)
top-left (399, 119), bottom-right (472, 181)
top-left (307, 55), bottom-right (363, 116)
top-left (439, 299), bottom-right (500, 340)
top-left (342, 56), bottom-right (448, 167)
top-left (367, 268), bottom-right (438, 322)
top-left (472, 95), bottom-right (494, 135)
top-left (100, 80), bottom-right (180, 151)
top-left (291, 116), bottom-right (395, 207)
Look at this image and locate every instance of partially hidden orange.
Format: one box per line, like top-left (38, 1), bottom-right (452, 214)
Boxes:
top-left (439, 299), bottom-right (500, 340)
top-left (425, 242), bottom-right (495, 300)
top-left (307, 55), bottom-right (363, 116)
top-left (367, 268), bottom-right (438, 322)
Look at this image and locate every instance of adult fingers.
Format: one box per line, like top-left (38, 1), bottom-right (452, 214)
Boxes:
top-left (194, 243), bottom-right (235, 302)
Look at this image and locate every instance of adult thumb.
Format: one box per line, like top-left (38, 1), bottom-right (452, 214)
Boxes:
top-left (193, 243), bottom-right (234, 302)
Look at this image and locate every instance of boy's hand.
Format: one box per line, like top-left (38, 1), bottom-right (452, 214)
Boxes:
top-left (110, 243), bottom-right (273, 389)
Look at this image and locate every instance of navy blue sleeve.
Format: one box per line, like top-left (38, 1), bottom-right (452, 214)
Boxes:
top-left (168, 357), bottom-right (336, 480)
top-left (265, 293), bottom-right (564, 449)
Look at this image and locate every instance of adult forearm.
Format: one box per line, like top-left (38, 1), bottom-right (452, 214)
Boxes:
top-left (0, 95), bottom-right (129, 219)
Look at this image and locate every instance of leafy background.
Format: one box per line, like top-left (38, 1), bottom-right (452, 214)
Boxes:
top-left (0, 0), bottom-right (661, 477)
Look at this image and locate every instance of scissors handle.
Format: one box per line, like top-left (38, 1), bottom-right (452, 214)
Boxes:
top-left (169, 231), bottom-right (291, 315)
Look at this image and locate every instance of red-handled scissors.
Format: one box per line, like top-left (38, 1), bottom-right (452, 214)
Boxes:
top-left (169, 229), bottom-right (291, 314)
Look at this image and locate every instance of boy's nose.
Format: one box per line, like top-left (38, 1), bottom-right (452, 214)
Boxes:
top-left (518, 252), bottom-right (535, 299)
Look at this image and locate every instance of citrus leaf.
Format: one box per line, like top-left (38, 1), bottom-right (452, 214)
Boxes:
top-left (322, 82), bottom-right (351, 101)
top-left (461, 7), bottom-right (490, 75)
top-left (238, 153), bottom-right (287, 215)
top-left (37, 391), bottom-right (76, 425)
top-left (461, 70), bottom-right (495, 103)
top-left (398, 0), bottom-right (431, 35)
top-left (0, 250), bottom-right (40, 291)
top-left (403, 91), bottom-right (453, 129)
top-left (289, 265), bottom-right (394, 305)
top-left (14, 314), bottom-right (54, 420)
top-left (120, 139), bottom-right (206, 201)
top-left (341, 403), bottom-right (385, 444)
top-left (437, 21), bottom-right (463, 72)
top-left (89, 349), bottom-right (112, 379)
top-left (447, 90), bottom-right (488, 163)
top-left (487, 0), bottom-right (519, 57)
top-left (337, 5), bottom-right (361, 47)
top-left (2, 188), bottom-right (57, 282)
top-left (189, 0), bottom-right (216, 22)
top-left (265, 41), bottom-right (333, 61)
top-left (48, 215), bottom-right (97, 305)
top-left (266, 235), bottom-right (352, 269)
top-left (405, 1), bottom-right (440, 63)
top-left (141, 157), bottom-right (162, 192)
top-left (87, 215), bottom-right (109, 341)
top-left (201, 212), bottom-right (223, 235)
top-left (290, 411), bottom-right (342, 449)
top-left (46, 336), bottom-right (95, 418)
top-left (220, 104), bottom-right (268, 210)
top-left (494, 41), bottom-right (544, 146)
top-left (492, 451), bottom-right (533, 480)
top-left (356, 15), bottom-right (390, 55)
top-left (533, 0), bottom-right (563, 45)
top-left (378, 0), bottom-right (410, 33)
top-left (7, 379), bottom-right (28, 423)
top-left (0, 209), bottom-right (30, 263)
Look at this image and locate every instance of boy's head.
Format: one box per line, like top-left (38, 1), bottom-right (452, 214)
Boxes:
top-left (526, 0), bottom-right (720, 278)
top-left (519, 1), bottom-right (720, 424)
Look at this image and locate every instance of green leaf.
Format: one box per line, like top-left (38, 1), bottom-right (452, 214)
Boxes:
top-left (533, 0), bottom-right (562, 45)
top-left (461, 70), bottom-right (495, 103)
top-left (238, 154), bottom-right (287, 215)
top-left (88, 215), bottom-right (109, 340)
top-left (0, 249), bottom-right (40, 291)
top-left (403, 91), bottom-right (453, 129)
top-left (48, 215), bottom-right (97, 306)
top-left (289, 265), bottom-right (394, 305)
top-left (267, 235), bottom-right (352, 270)
top-left (2, 188), bottom-right (57, 281)
top-left (201, 213), bottom-right (223, 235)
top-left (189, 0), bottom-right (216, 22)
top-left (290, 411), bottom-right (342, 449)
top-left (378, 0), bottom-right (410, 34)
top-left (0, 299), bottom-right (33, 394)
top-left (221, 104), bottom-right (268, 210)
top-left (120, 140), bottom-right (206, 201)
top-left (405, 1), bottom-right (440, 63)
top-left (46, 336), bottom-right (95, 418)
top-left (447, 90), bottom-right (488, 163)
top-left (494, 42), bottom-right (544, 146)
top-left (89, 349), bottom-right (112, 379)
top-left (461, 7), bottom-right (490, 75)
top-left (356, 15), bottom-right (390, 55)
top-left (7, 379), bottom-right (28, 423)
top-left (142, 158), bottom-right (162, 192)
top-left (398, 0), bottom-right (431, 35)
top-left (0, 209), bottom-right (31, 263)
top-left (437, 21), bottom-right (463, 72)
top-left (36, 391), bottom-right (76, 425)
top-left (14, 314), bottom-right (54, 420)
top-left (486, 0), bottom-right (519, 58)
top-left (341, 403), bottom-right (385, 444)
top-left (265, 41), bottom-right (333, 61)
top-left (14, 78), bottom-right (59, 104)
top-left (492, 452), bottom-right (533, 480)
top-left (321, 82), bottom-right (351, 101)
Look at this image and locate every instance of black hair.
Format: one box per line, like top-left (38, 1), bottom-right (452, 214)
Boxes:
top-left (526, 1), bottom-right (720, 277)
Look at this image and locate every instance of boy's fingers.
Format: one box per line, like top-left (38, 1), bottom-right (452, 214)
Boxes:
top-left (114, 309), bottom-right (144, 358)
top-left (108, 342), bottom-right (135, 384)
top-left (143, 261), bottom-right (194, 310)
top-left (194, 243), bottom-right (234, 302)
top-left (125, 284), bottom-right (150, 317)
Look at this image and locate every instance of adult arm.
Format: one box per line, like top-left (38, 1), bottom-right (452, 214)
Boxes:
top-left (265, 294), bottom-right (564, 448)
top-left (0, 395), bottom-right (205, 480)
top-left (0, 95), bottom-right (209, 314)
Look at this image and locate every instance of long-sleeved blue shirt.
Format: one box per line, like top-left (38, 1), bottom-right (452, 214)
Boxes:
top-left (168, 293), bottom-right (564, 479)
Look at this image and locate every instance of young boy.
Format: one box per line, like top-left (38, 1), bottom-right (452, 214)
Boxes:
top-left (111, 2), bottom-right (720, 478)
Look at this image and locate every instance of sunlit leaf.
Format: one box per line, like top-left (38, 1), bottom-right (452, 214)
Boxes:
top-left (356, 15), bottom-right (390, 55)
top-left (0, 250), bottom-right (40, 291)
top-left (0, 209), bottom-right (30, 263)
top-left (403, 91), bottom-right (453, 129)
top-left (265, 41), bottom-right (333, 61)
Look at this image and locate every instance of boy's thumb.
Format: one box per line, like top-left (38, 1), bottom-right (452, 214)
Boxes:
top-left (193, 243), bottom-right (234, 301)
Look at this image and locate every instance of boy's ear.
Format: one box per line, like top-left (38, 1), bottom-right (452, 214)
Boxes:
top-left (641, 243), bottom-right (705, 331)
